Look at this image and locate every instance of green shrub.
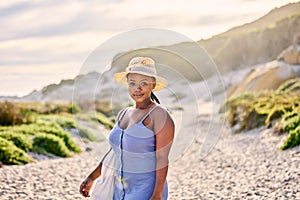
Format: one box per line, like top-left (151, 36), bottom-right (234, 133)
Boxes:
top-left (281, 127), bottom-right (300, 150)
top-left (15, 102), bottom-right (74, 115)
top-left (33, 123), bottom-right (81, 153)
top-left (276, 78), bottom-right (300, 93)
top-left (43, 102), bottom-right (69, 114)
top-left (38, 114), bottom-right (97, 142)
top-left (68, 103), bottom-right (81, 114)
top-left (76, 126), bottom-right (98, 142)
top-left (55, 117), bottom-right (77, 129)
top-left (225, 91), bottom-right (300, 132)
top-left (0, 124), bottom-right (39, 135)
top-left (94, 100), bottom-right (112, 116)
top-left (38, 115), bottom-right (77, 129)
top-left (0, 137), bottom-right (33, 165)
top-left (92, 112), bottom-right (114, 129)
top-left (0, 122), bottom-right (81, 153)
top-left (224, 80), bottom-right (300, 150)
top-left (282, 110), bottom-right (299, 121)
top-left (280, 113), bottom-right (300, 150)
top-left (224, 92), bottom-right (265, 131)
top-left (33, 133), bottom-right (71, 157)
top-left (0, 132), bottom-right (32, 151)
top-left (0, 101), bottom-right (35, 126)
top-left (284, 115), bottom-right (300, 132)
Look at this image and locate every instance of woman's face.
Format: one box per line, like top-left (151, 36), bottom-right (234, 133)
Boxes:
top-left (127, 73), bottom-right (156, 103)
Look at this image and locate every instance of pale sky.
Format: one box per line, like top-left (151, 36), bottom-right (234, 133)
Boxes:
top-left (0, 0), bottom-right (299, 96)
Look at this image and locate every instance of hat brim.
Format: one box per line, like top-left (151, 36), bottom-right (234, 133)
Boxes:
top-left (114, 71), bottom-right (167, 91)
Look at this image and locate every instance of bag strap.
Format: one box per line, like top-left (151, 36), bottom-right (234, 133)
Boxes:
top-left (100, 107), bottom-right (129, 164)
top-left (100, 147), bottom-right (112, 164)
top-left (117, 107), bottom-right (130, 123)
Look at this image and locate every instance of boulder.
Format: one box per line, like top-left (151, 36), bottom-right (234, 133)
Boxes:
top-left (277, 45), bottom-right (300, 65)
top-left (227, 61), bottom-right (300, 98)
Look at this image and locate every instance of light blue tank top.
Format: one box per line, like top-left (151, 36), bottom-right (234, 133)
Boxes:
top-left (109, 105), bottom-right (168, 200)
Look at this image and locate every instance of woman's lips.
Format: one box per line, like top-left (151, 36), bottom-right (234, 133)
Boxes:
top-left (133, 93), bottom-right (144, 98)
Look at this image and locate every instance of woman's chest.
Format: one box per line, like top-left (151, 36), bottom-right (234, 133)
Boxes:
top-left (109, 125), bottom-right (155, 153)
top-left (119, 109), bottom-right (154, 130)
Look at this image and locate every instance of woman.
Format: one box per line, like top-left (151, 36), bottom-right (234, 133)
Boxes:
top-left (79, 57), bottom-right (175, 200)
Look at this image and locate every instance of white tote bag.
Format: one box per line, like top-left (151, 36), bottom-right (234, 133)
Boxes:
top-left (90, 148), bottom-right (115, 200)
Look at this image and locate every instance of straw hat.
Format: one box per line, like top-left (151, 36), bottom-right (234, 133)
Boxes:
top-left (114, 57), bottom-right (167, 91)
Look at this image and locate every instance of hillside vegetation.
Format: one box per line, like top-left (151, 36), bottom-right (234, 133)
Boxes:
top-left (0, 101), bottom-right (114, 165)
top-left (223, 78), bottom-right (300, 150)
top-left (201, 12), bottom-right (300, 71)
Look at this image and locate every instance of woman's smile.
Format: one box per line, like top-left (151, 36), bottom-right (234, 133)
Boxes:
top-left (133, 93), bottom-right (144, 98)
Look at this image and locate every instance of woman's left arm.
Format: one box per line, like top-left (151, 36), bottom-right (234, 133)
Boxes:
top-left (150, 109), bottom-right (175, 200)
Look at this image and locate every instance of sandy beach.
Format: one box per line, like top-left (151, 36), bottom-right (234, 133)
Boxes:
top-left (0, 113), bottom-right (299, 200)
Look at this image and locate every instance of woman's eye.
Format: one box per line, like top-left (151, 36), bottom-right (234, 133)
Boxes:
top-left (129, 82), bottom-right (136, 87)
top-left (141, 82), bottom-right (148, 86)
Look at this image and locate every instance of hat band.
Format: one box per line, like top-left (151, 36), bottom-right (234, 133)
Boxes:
top-left (126, 66), bottom-right (156, 75)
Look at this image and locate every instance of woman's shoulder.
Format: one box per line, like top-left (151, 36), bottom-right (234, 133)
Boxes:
top-left (153, 104), bottom-right (168, 113)
top-left (152, 104), bottom-right (173, 121)
top-left (115, 106), bottom-right (131, 121)
top-left (154, 103), bottom-right (173, 111)
top-left (151, 104), bottom-right (175, 132)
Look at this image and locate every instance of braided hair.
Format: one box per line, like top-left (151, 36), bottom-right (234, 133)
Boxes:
top-left (150, 77), bottom-right (160, 104)
top-left (151, 92), bottom-right (160, 104)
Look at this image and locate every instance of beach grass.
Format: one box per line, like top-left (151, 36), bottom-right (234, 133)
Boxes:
top-left (0, 137), bottom-right (34, 165)
top-left (0, 101), bottom-right (113, 165)
top-left (223, 78), bottom-right (300, 150)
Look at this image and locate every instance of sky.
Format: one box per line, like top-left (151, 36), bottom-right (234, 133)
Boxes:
top-left (0, 0), bottom-right (299, 97)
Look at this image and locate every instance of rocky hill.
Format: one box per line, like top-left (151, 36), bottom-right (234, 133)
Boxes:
top-left (109, 2), bottom-right (300, 78)
top-left (201, 2), bottom-right (300, 70)
top-left (201, 12), bottom-right (300, 71)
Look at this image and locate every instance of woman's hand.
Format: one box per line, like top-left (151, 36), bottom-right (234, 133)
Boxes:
top-left (79, 177), bottom-right (94, 198)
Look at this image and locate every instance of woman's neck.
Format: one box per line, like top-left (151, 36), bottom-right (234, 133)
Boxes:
top-left (135, 99), bottom-right (154, 109)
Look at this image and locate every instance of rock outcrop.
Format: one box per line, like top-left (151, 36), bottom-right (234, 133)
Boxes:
top-left (227, 40), bottom-right (300, 99)
top-left (277, 34), bottom-right (300, 65)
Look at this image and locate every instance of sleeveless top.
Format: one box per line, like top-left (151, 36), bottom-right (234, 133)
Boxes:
top-left (109, 104), bottom-right (168, 200)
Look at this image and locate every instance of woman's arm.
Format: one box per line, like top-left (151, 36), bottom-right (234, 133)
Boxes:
top-left (80, 147), bottom-right (113, 197)
top-left (83, 147), bottom-right (112, 181)
top-left (79, 108), bottom-right (126, 198)
top-left (150, 108), bottom-right (175, 200)
top-left (79, 161), bottom-right (102, 197)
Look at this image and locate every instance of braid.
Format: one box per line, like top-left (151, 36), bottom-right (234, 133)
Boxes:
top-left (151, 92), bottom-right (160, 104)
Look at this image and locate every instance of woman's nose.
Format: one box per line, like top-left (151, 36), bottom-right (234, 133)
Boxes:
top-left (135, 85), bottom-right (142, 90)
